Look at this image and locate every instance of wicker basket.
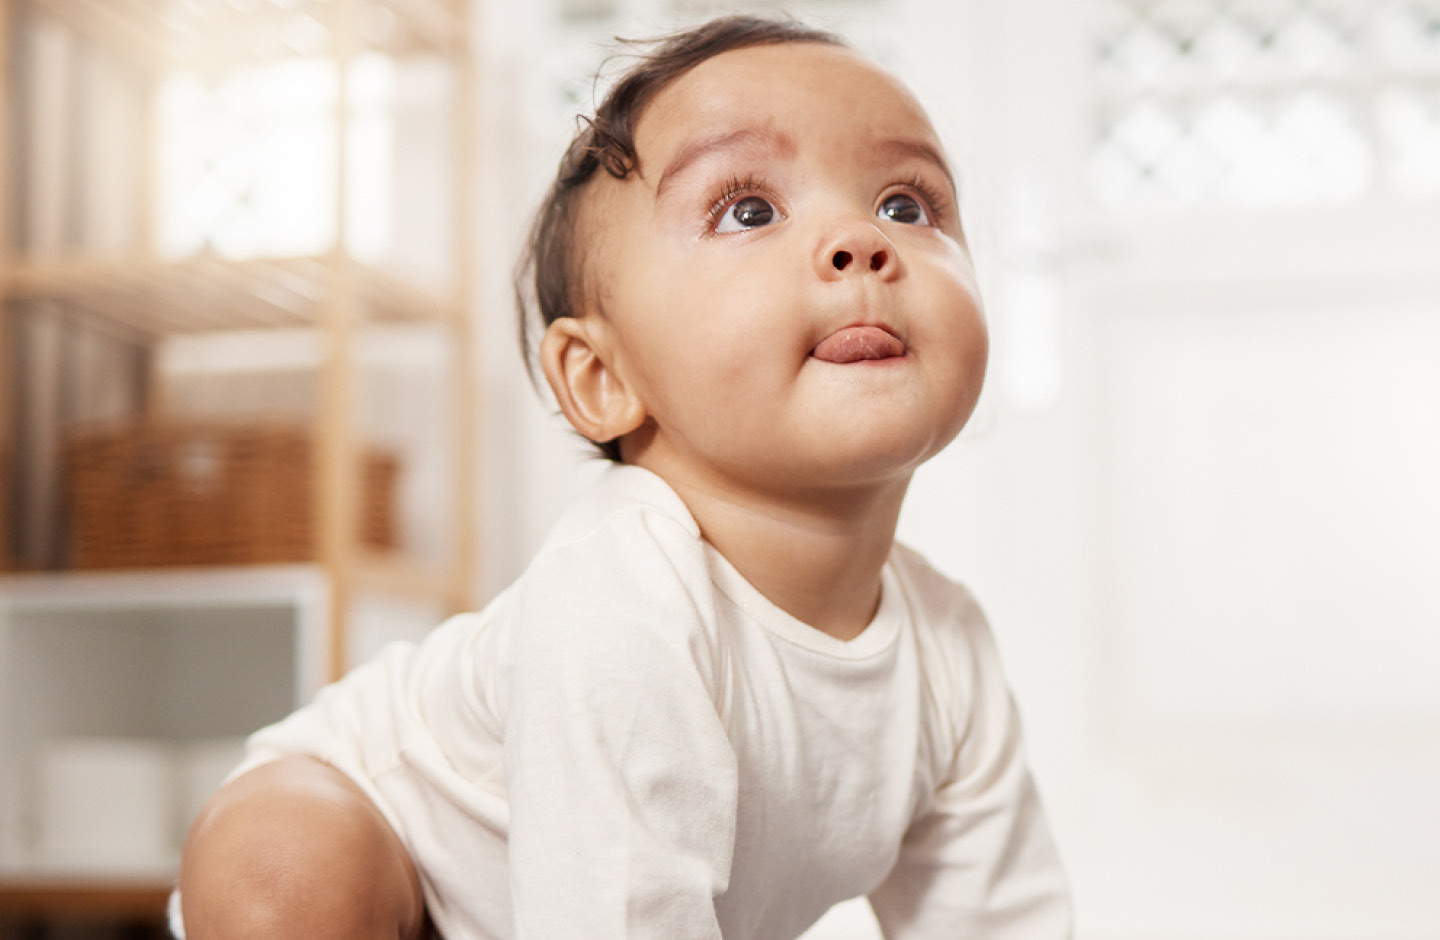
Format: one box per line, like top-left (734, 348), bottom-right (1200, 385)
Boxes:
top-left (64, 423), bottom-right (399, 569)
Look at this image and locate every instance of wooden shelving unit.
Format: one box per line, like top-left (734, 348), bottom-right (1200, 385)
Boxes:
top-left (0, 0), bottom-right (475, 917)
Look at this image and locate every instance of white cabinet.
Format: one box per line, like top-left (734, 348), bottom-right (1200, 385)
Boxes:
top-left (0, 567), bottom-right (328, 879)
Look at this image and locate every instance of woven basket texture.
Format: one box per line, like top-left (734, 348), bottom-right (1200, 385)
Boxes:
top-left (65, 423), bottom-right (398, 568)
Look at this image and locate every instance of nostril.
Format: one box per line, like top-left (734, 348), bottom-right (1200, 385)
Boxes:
top-left (832, 250), bottom-right (852, 271)
top-left (870, 250), bottom-right (887, 271)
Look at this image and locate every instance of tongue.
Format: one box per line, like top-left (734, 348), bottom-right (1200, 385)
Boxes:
top-left (812, 326), bottom-right (904, 364)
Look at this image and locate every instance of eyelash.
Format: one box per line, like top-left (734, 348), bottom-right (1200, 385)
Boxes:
top-left (893, 173), bottom-right (952, 226)
top-left (704, 173), bottom-right (777, 231)
top-left (701, 172), bottom-right (954, 231)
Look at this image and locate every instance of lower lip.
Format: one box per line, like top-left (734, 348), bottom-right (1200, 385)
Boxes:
top-left (813, 354), bottom-right (906, 366)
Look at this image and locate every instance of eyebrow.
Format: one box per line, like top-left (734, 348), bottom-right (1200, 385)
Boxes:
top-left (876, 138), bottom-right (959, 195)
top-left (650, 128), bottom-right (960, 201)
top-left (653, 127), bottom-right (794, 199)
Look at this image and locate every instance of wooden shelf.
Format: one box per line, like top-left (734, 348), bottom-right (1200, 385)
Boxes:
top-left (24, 0), bottom-right (468, 73)
top-left (0, 877), bottom-right (171, 920)
top-left (2, 255), bottom-right (454, 340)
top-left (354, 550), bottom-right (466, 606)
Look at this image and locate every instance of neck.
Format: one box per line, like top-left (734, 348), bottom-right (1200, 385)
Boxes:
top-left (654, 470), bottom-right (909, 642)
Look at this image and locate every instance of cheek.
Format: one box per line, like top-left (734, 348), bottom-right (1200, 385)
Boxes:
top-left (924, 257), bottom-right (988, 350)
top-left (922, 265), bottom-right (990, 406)
top-left (956, 308), bottom-right (990, 404)
top-left (649, 253), bottom-right (800, 369)
top-left (963, 298), bottom-right (990, 372)
top-left (617, 313), bottom-right (758, 427)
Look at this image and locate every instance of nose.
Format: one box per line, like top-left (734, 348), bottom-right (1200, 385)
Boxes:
top-left (815, 218), bottom-right (900, 281)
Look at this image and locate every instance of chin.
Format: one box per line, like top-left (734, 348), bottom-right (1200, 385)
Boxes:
top-left (848, 404), bottom-right (971, 464)
top-left (809, 431), bottom-right (954, 488)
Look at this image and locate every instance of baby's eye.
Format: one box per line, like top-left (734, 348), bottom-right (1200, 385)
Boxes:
top-left (878, 193), bottom-right (930, 226)
top-left (716, 196), bottom-right (781, 233)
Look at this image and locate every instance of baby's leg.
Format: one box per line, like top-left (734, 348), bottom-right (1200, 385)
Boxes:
top-left (179, 755), bottom-right (428, 940)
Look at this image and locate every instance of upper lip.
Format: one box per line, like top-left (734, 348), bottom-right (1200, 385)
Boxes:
top-left (812, 320), bottom-right (902, 346)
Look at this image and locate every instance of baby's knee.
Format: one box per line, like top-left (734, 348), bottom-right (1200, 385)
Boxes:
top-left (179, 756), bottom-right (425, 940)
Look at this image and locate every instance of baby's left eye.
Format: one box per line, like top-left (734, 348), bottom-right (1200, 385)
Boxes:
top-left (878, 193), bottom-right (930, 226)
top-left (715, 195), bottom-right (781, 234)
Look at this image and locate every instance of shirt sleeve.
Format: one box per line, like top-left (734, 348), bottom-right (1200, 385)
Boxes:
top-left (498, 509), bottom-right (739, 940)
top-left (867, 600), bottom-right (1072, 939)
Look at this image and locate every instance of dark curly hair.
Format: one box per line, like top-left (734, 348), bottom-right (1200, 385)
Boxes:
top-left (515, 15), bottom-right (846, 461)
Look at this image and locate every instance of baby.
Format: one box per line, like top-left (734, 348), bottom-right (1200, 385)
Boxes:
top-left (179, 15), bottom-right (1072, 940)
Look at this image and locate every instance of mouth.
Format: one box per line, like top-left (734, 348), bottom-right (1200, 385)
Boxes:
top-left (810, 325), bottom-right (906, 364)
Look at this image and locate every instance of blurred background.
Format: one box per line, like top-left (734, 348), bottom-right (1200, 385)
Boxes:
top-left (1, 0), bottom-right (1438, 937)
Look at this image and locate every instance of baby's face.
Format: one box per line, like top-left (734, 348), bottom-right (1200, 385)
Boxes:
top-left (584, 42), bottom-right (988, 497)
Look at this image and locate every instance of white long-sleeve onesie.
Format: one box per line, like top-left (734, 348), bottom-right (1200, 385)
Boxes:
top-left (231, 464), bottom-right (1071, 939)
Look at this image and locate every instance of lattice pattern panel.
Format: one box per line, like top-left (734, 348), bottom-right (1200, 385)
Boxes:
top-left (1090, 0), bottom-right (1440, 209)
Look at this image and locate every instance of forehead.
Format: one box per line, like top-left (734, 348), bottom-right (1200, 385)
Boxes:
top-left (632, 42), bottom-right (942, 174)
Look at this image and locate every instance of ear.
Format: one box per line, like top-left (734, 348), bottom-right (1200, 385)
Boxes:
top-left (539, 317), bottom-right (648, 447)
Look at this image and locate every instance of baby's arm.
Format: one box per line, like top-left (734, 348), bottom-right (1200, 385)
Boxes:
top-left (868, 600), bottom-right (1072, 938)
top-left (500, 514), bottom-right (738, 939)
top-left (178, 755), bottom-right (428, 940)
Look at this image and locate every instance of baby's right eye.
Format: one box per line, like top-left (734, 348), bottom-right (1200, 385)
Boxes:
top-left (715, 196), bottom-right (781, 234)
